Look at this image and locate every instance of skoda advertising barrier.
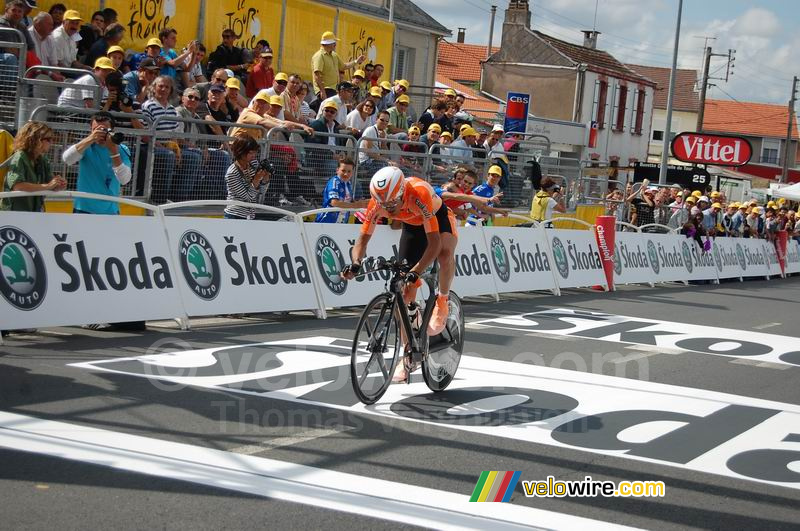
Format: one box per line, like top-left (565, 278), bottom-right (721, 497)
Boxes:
top-left (164, 217), bottom-right (319, 316)
top-left (482, 227), bottom-right (557, 294)
top-left (0, 212), bottom-right (184, 329)
top-left (711, 237), bottom-right (769, 280)
top-left (761, 240), bottom-right (783, 278)
top-left (547, 229), bottom-right (607, 289)
top-left (786, 240), bottom-right (800, 275)
top-left (450, 227), bottom-right (502, 298)
top-left (613, 232), bottom-right (717, 286)
top-left (612, 231), bottom-right (656, 286)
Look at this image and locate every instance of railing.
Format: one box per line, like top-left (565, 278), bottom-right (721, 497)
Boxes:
top-left (0, 27), bottom-right (26, 129)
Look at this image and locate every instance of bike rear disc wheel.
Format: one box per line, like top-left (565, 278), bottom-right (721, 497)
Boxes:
top-left (422, 292), bottom-right (464, 392)
top-left (350, 293), bottom-right (401, 405)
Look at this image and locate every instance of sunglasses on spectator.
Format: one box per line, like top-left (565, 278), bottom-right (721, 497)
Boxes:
top-left (324, 108), bottom-right (336, 114)
top-left (223, 34), bottom-right (235, 39)
top-left (276, 80), bottom-right (288, 86)
top-left (378, 118), bottom-right (388, 122)
top-left (185, 94), bottom-right (200, 101)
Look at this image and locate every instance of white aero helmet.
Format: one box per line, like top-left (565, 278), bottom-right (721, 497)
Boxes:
top-left (370, 166), bottom-right (405, 204)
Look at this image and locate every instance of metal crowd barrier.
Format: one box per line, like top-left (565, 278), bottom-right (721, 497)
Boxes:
top-left (21, 66), bottom-right (102, 118)
top-left (0, 27), bottom-right (27, 129)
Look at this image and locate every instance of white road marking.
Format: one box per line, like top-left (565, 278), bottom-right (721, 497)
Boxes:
top-left (229, 427), bottom-right (354, 455)
top-left (624, 345), bottom-right (687, 355)
top-left (609, 352), bottom-right (658, 364)
top-left (754, 323), bottom-right (782, 330)
top-left (0, 412), bottom-right (637, 531)
top-left (730, 359), bottom-right (791, 371)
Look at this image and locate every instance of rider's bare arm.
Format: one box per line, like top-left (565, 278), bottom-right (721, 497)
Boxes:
top-left (351, 232), bottom-right (371, 266)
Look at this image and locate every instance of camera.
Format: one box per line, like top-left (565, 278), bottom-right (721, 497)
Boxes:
top-left (98, 127), bottom-right (124, 145)
top-left (104, 71), bottom-right (133, 108)
top-left (257, 158), bottom-right (275, 174)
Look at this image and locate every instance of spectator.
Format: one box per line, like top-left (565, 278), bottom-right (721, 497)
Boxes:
top-left (158, 27), bottom-right (195, 79)
top-left (316, 158), bottom-right (369, 223)
top-left (376, 80), bottom-right (392, 112)
top-left (0, 0), bottom-right (36, 65)
top-left (722, 203), bottom-right (742, 237)
top-left (62, 111), bottom-right (132, 214)
top-left (207, 28), bottom-right (246, 78)
top-left (106, 44), bottom-right (127, 72)
top-left (317, 81), bottom-right (354, 131)
top-left (196, 83), bottom-right (234, 133)
top-left (296, 82), bottom-right (316, 123)
top-left (351, 68), bottom-right (367, 102)
top-left (0, 121), bottom-right (66, 212)
top-left (439, 131), bottom-right (453, 148)
top-left (48, 3), bottom-right (65, 27)
top-left (455, 93), bottom-right (466, 111)
top-left (385, 79), bottom-right (409, 109)
top-left (101, 70), bottom-right (142, 128)
top-left (129, 37), bottom-right (164, 73)
top-left (249, 72), bottom-right (288, 114)
top-left (400, 126), bottom-right (426, 173)
top-left (224, 135), bottom-right (270, 220)
top-left (101, 8), bottom-right (117, 25)
top-left (282, 74), bottom-right (305, 124)
top-left (745, 206), bottom-right (763, 238)
top-left (702, 201), bottom-right (721, 235)
top-left (484, 124), bottom-right (505, 159)
top-left (669, 194), bottom-right (695, 229)
top-left (447, 126), bottom-right (478, 163)
top-left (85, 22), bottom-right (124, 67)
top-left (173, 87), bottom-right (210, 200)
top-left (363, 62), bottom-right (374, 83)
top-left (529, 176), bottom-right (566, 223)
top-left (311, 30), bottom-right (364, 102)
top-left (442, 88), bottom-right (457, 103)
top-left (229, 92), bottom-right (312, 140)
top-left (245, 48), bottom-right (274, 97)
top-left (421, 122), bottom-right (441, 149)
top-left (469, 165), bottom-right (507, 226)
top-left (627, 184), bottom-right (656, 229)
top-left (77, 10), bottom-right (104, 61)
top-left (180, 42), bottom-right (207, 89)
top-left (358, 109), bottom-right (392, 175)
top-left (368, 63), bottom-right (384, 87)
top-left (57, 56), bottom-right (116, 108)
top-left (345, 98), bottom-right (376, 135)
top-left (439, 102), bottom-right (458, 134)
top-left (247, 39), bottom-right (270, 70)
top-left (28, 11), bottom-right (64, 81)
top-left (386, 94), bottom-right (410, 136)
top-left (418, 99), bottom-right (446, 134)
top-left (123, 57), bottom-right (159, 104)
top-left (225, 77), bottom-right (245, 120)
top-left (308, 99), bottom-right (346, 176)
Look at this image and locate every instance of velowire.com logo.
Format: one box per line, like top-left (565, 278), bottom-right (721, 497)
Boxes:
top-left (316, 235), bottom-right (347, 295)
top-left (647, 240), bottom-right (660, 275)
top-left (0, 226), bottom-right (47, 310)
top-left (551, 237), bottom-right (569, 279)
top-left (489, 236), bottom-right (510, 283)
top-left (179, 230), bottom-right (221, 300)
top-left (470, 471), bottom-right (521, 502)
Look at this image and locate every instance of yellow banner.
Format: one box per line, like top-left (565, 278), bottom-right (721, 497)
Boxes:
top-left (36, 1), bottom-right (100, 21)
top-left (336, 10), bottom-right (393, 77)
top-left (281, 0), bottom-right (335, 78)
top-left (99, 0), bottom-right (200, 53)
top-left (204, 0), bottom-right (282, 53)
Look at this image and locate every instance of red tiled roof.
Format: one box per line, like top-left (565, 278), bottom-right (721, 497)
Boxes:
top-left (625, 64), bottom-right (699, 112)
top-left (435, 74), bottom-right (500, 120)
top-left (533, 31), bottom-right (656, 87)
top-left (703, 99), bottom-right (799, 140)
top-left (438, 40), bottom-right (499, 84)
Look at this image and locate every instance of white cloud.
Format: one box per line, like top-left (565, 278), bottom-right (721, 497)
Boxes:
top-left (732, 7), bottom-right (781, 37)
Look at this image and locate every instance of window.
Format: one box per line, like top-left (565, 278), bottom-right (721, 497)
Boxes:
top-left (652, 130), bottom-right (663, 141)
top-left (393, 46), bottom-right (414, 82)
top-left (591, 79), bottom-right (609, 129)
top-left (630, 88), bottom-right (645, 134)
top-left (612, 84), bottom-right (627, 132)
top-left (761, 138), bottom-right (781, 165)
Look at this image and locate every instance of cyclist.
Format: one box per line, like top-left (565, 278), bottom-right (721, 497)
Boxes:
top-left (342, 167), bottom-right (457, 378)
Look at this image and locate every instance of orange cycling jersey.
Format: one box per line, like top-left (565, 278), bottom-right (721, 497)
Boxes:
top-left (360, 177), bottom-right (443, 235)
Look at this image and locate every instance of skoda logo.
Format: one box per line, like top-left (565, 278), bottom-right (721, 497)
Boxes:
top-left (551, 237), bottom-right (569, 279)
top-left (613, 243), bottom-right (622, 276)
top-left (489, 236), bottom-right (510, 283)
top-left (316, 235), bottom-right (347, 295)
top-left (736, 243), bottom-right (747, 271)
top-left (713, 243), bottom-right (722, 272)
top-left (179, 230), bottom-right (221, 300)
top-left (682, 241), bottom-right (693, 273)
top-left (647, 240), bottom-right (660, 275)
top-left (0, 226), bottom-right (46, 311)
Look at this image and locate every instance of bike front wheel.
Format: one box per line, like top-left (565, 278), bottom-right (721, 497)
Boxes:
top-left (350, 293), bottom-right (401, 405)
top-left (422, 292), bottom-right (464, 392)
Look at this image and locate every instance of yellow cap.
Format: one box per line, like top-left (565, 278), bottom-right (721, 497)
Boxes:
top-left (63, 9), bottom-right (82, 21)
top-left (396, 94), bottom-right (410, 104)
top-left (691, 190), bottom-right (702, 198)
top-left (380, 81), bottom-right (392, 91)
top-left (320, 31), bottom-right (338, 45)
top-left (444, 88), bottom-right (457, 97)
top-left (739, 203), bottom-right (748, 208)
top-left (428, 123), bottom-right (442, 133)
top-left (323, 100), bottom-right (338, 110)
top-left (752, 206), bottom-right (762, 214)
top-left (274, 72), bottom-right (289, 83)
top-left (710, 191), bottom-right (721, 197)
top-left (254, 92), bottom-right (270, 103)
top-left (395, 79), bottom-right (409, 90)
top-left (441, 131), bottom-right (453, 138)
top-left (269, 95), bottom-right (284, 107)
top-left (488, 165), bottom-right (503, 176)
top-left (685, 196), bottom-right (697, 204)
top-left (369, 86), bottom-right (382, 97)
top-left (93, 57), bottom-right (116, 70)
top-left (460, 126), bottom-right (478, 137)
top-left (353, 69), bottom-right (365, 79)
top-left (225, 77), bottom-right (240, 90)
top-left (408, 126), bottom-right (420, 135)
top-left (730, 202), bottom-right (740, 208)
top-left (777, 197), bottom-right (787, 204)
top-left (106, 45), bottom-right (125, 56)
top-left (767, 200), bottom-right (777, 207)
top-left (146, 38), bottom-right (162, 49)
top-left (712, 202), bottom-right (722, 209)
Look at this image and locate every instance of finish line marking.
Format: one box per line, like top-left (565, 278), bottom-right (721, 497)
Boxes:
top-left (0, 412), bottom-right (635, 531)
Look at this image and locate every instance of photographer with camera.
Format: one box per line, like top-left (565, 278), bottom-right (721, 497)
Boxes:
top-left (62, 111), bottom-right (132, 215)
top-left (224, 136), bottom-right (272, 220)
top-left (530, 176), bottom-right (566, 224)
top-left (102, 69), bottom-right (145, 129)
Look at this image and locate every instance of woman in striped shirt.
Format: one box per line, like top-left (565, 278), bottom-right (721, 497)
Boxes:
top-left (224, 136), bottom-right (271, 220)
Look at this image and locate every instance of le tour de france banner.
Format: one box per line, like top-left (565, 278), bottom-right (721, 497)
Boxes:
top-left (204, 0), bottom-right (282, 54)
top-left (0, 211), bottom-right (184, 330)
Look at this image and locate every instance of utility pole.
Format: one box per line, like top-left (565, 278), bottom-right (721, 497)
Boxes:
top-left (780, 75), bottom-right (798, 183)
top-left (487, 5), bottom-right (497, 59)
top-left (696, 46), bottom-right (711, 131)
top-left (659, 0), bottom-right (683, 185)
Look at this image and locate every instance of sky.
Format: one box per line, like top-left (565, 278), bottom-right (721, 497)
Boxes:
top-left (413, 0), bottom-right (800, 106)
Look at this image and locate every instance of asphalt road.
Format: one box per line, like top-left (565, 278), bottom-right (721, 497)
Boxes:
top-left (2, 277), bottom-right (800, 530)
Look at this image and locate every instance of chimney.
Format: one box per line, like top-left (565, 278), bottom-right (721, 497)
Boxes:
top-left (457, 27), bottom-right (466, 43)
top-left (582, 30), bottom-right (600, 49)
top-left (505, 0), bottom-right (531, 28)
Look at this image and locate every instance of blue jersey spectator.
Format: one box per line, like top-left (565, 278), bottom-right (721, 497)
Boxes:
top-left (316, 158), bottom-right (369, 223)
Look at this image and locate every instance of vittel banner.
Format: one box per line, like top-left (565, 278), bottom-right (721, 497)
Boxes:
top-left (0, 212), bottom-right (184, 329)
top-left (547, 230), bottom-right (607, 289)
top-left (165, 217), bottom-right (319, 316)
